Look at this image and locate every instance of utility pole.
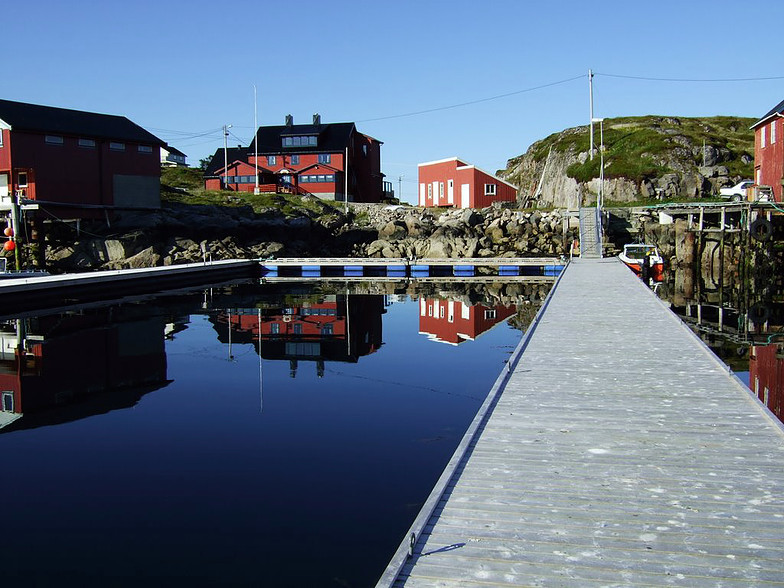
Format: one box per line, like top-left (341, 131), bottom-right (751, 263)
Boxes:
top-left (398, 175), bottom-right (403, 203)
top-left (223, 124), bottom-right (232, 190)
top-left (253, 85), bottom-right (260, 195)
top-left (589, 69), bottom-right (595, 161)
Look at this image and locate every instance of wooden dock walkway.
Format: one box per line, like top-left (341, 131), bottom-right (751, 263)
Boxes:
top-left (379, 257), bottom-right (784, 586)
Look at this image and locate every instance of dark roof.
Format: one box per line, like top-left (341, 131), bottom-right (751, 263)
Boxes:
top-left (203, 147), bottom-right (247, 176)
top-left (164, 145), bottom-right (186, 157)
top-left (249, 122), bottom-right (357, 154)
top-left (0, 98), bottom-right (165, 145)
top-left (753, 98), bottom-right (784, 128)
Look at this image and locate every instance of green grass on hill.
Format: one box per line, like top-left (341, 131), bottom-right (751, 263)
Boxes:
top-left (159, 166), bottom-right (343, 216)
top-left (525, 115), bottom-right (755, 184)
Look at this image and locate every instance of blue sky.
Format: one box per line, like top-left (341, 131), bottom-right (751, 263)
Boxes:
top-left (6, 0), bottom-right (783, 203)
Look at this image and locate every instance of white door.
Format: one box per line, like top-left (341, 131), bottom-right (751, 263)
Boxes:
top-left (0, 174), bottom-right (7, 199)
top-left (447, 180), bottom-right (454, 205)
top-left (460, 184), bottom-right (470, 209)
top-left (419, 183), bottom-right (425, 206)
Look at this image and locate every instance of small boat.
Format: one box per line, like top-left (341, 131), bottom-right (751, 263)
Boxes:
top-left (619, 243), bottom-right (664, 282)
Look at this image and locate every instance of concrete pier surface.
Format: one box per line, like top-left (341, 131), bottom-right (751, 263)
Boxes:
top-left (380, 257), bottom-right (784, 586)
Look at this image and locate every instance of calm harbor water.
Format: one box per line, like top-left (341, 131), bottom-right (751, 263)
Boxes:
top-left (0, 280), bottom-right (549, 587)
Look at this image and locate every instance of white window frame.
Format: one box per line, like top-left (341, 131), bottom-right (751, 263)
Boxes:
top-left (138, 145), bottom-right (153, 154)
top-left (45, 135), bottom-right (64, 145)
top-left (772, 121), bottom-right (777, 144)
top-left (761, 125), bottom-right (767, 148)
top-left (78, 138), bottom-right (96, 148)
top-left (0, 130), bottom-right (4, 148)
top-left (109, 141), bottom-right (125, 151)
top-left (484, 183), bottom-right (497, 196)
top-left (17, 171), bottom-right (28, 188)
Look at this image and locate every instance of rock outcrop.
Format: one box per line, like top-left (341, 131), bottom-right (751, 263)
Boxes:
top-left (37, 202), bottom-right (579, 273)
top-left (499, 116), bottom-right (755, 208)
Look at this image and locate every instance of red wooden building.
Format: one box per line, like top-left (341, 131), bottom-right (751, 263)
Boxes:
top-left (752, 99), bottom-right (784, 202)
top-left (0, 99), bottom-right (168, 218)
top-left (418, 297), bottom-right (516, 346)
top-left (204, 114), bottom-right (390, 203)
top-left (749, 344), bottom-right (783, 422)
top-left (417, 157), bottom-right (517, 208)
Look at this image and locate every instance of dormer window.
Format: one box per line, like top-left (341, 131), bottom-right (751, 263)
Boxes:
top-left (282, 135), bottom-right (318, 148)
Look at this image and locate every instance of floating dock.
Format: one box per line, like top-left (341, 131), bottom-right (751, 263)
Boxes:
top-left (379, 257), bottom-right (784, 586)
top-left (260, 257), bottom-right (564, 278)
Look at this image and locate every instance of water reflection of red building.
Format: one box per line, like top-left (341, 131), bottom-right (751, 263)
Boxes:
top-left (214, 295), bottom-right (384, 378)
top-left (418, 298), bottom-right (516, 345)
top-left (0, 315), bottom-right (168, 432)
top-left (749, 344), bottom-right (784, 422)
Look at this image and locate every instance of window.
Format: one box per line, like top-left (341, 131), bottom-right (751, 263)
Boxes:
top-left (2, 391), bottom-right (13, 412)
top-left (0, 131), bottom-right (4, 148)
top-left (484, 309), bottom-right (497, 320)
top-left (270, 323), bottom-right (280, 334)
top-left (78, 138), bottom-right (95, 148)
top-left (138, 145), bottom-right (153, 153)
top-left (293, 323), bottom-right (303, 335)
top-left (17, 172), bottom-right (28, 188)
top-left (283, 135), bottom-right (317, 148)
top-left (362, 144), bottom-right (368, 156)
top-left (318, 154), bottom-right (331, 164)
top-left (290, 154), bottom-right (300, 165)
top-left (484, 183), bottom-right (497, 196)
top-left (761, 126), bottom-right (767, 148)
top-left (321, 323), bottom-right (333, 335)
top-left (109, 141), bottom-right (125, 151)
top-left (439, 182), bottom-right (444, 199)
top-left (268, 155), bottom-right (277, 165)
top-left (427, 184), bottom-right (432, 200)
top-left (772, 121), bottom-right (777, 144)
top-left (45, 135), bottom-right (64, 145)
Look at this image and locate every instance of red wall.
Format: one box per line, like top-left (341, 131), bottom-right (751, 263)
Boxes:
top-left (755, 118), bottom-right (784, 202)
top-left (749, 344), bottom-right (783, 421)
top-left (2, 130), bottom-right (160, 210)
top-left (418, 158), bottom-right (517, 208)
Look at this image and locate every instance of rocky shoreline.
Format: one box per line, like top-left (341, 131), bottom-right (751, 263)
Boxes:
top-left (39, 201), bottom-right (582, 273)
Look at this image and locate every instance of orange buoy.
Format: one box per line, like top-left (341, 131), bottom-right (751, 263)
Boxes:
top-left (3, 240), bottom-right (15, 252)
top-left (3, 227), bottom-right (12, 237)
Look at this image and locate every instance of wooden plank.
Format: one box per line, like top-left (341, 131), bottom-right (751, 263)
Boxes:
top-left (379, 258), bottom-right (784, 587)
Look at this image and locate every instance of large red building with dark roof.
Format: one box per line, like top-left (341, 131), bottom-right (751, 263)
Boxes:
top-left (0, 99), bottom-right (168, 218)
top-left (204, 114), bottom-right (389, 203)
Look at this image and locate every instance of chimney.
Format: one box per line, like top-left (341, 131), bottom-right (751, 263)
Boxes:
top-left (313, 113), bottom-right (321, 126)
top-left (285, 114), bottom-right (293, 126)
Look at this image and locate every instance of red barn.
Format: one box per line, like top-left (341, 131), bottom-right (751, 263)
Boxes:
top-left (204, 114), bottom-right (389, 203)
top-left (418, 297), bottom-right (516, 345)
top-left (417, 157), bottom-right (517, 208)
top-left (752, 99), bottom-right (784, 202)
top-left (0, 99), bottom-right (168, 218)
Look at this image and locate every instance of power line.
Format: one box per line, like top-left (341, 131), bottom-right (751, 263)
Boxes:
top-left (595, 72), bottom-right (784, 83)
top-left (356, 74), bottom-right (584, 123)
